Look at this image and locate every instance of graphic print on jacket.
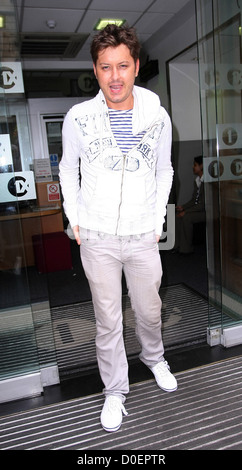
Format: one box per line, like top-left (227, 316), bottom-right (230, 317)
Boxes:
top-left (75, 110), bottom-right (165, 172)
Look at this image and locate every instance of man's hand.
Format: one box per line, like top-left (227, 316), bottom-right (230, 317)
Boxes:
top-left (72, 225), bottom-right (81, 245)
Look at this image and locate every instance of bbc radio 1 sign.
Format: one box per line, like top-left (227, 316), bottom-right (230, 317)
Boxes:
top-left (203, 122), bottom-right (242, 182)
top-left (204, 156), bottom-right (242, 183)
top-left (218, 124), bottom-right (242, 150)
top-left (201, 64), bottom-right (242, 90)
top-left (0, 172), bottom-right (36, 203)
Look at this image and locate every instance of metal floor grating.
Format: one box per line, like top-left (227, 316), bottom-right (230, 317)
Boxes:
top-left (1, 356), bottom-right (242, 450)
top-left (50, 284), bottom-right (222, 376)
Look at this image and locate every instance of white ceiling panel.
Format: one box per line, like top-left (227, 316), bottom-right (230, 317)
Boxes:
top-left (134, 12), bottom-right (173, 34)
top-left (89, 0), bottom-right (153, 12)
top-left (149, 0), bottom-right (191, 14)
top-left (21, 8), bottom-right (86, 33)
top-left (16, 0), bottom-right (90, 8)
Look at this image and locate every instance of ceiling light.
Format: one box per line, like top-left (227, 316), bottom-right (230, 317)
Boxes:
top-left (94, 19), bottom-right (125, 31)
top-left (0, 16), bottom-right (5, 28)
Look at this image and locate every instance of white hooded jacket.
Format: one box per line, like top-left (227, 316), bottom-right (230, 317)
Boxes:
top-left (59, 85), bottom-right (173, 236)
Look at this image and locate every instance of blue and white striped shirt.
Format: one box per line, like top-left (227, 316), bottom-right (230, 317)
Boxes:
top-left (109, 108), bottom-right (145, 154)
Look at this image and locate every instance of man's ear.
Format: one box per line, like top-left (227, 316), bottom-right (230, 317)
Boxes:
top-left (135, 59), bottom-right (140, 77)
top-left (93, 63), bottom-right (97, 78)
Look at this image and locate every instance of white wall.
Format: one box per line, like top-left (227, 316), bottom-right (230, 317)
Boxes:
top-left (143, 1), bottom-right (197, 111)
top-left (169, 62), bottom-right (201, 142)
top-left (27, 97), bottom-right (82, 160)
top-left (142, 2), bottom-right (201, 204)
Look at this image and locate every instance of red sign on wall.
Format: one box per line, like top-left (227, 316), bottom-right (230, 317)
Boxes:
top-left (47, 183), bottom-right (60, 201)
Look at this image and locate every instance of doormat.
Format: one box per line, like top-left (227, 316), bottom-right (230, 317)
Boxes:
top-left (1, 357), bottom-right (242, 450)
top-left (50, 284), bottom-right (221, 377)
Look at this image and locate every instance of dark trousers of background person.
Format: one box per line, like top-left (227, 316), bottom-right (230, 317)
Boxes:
top-left (175, 210), bottom-right (206, 254)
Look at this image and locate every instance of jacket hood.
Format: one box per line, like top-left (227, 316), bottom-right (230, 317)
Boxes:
top-left (132, 86), bottom-right (161, 134)
top-left (96, 85), bottom-right (162, 135)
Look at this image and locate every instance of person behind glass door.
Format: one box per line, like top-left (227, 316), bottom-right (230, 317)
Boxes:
top-left (174, 155), bottom-right (205, 254)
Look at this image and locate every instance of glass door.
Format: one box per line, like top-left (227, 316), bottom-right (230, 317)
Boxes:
top-left (0, 0), bottom-right (58, 403)
top-left (196, 0), bottom-right (242, 346)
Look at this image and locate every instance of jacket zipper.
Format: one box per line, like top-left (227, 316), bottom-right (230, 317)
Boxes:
top-left (114, 129), bottom-right (153, 235)
top-left (115, 154), bottom-right (127, 235)
top-left (108, 110), bottom-right (160, 235)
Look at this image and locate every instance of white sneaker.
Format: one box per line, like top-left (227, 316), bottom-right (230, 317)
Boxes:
top-left (150, 361), bottom-right (177, 392)
top-left (100, 395), bottom-right (128, 432)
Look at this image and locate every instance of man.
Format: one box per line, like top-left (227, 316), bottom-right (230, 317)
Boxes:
top-left (59, 24), bottom-right (177, 433)
top-left (175, 156), bottom-right (205, 253)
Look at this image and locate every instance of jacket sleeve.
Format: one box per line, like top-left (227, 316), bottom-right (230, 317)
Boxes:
top-left (59, 108), bottom-right (81, 228)
top-left (155, 110), bottom-right (174, 236)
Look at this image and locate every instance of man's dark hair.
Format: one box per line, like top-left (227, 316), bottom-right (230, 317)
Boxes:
top-left (194, 155), bottom-right (203, 165)
top-left (90, 24), bottom-right (141, 65)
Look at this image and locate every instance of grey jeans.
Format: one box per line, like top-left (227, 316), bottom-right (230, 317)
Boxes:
top-left (79, 228), bottom-right (164, 400)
